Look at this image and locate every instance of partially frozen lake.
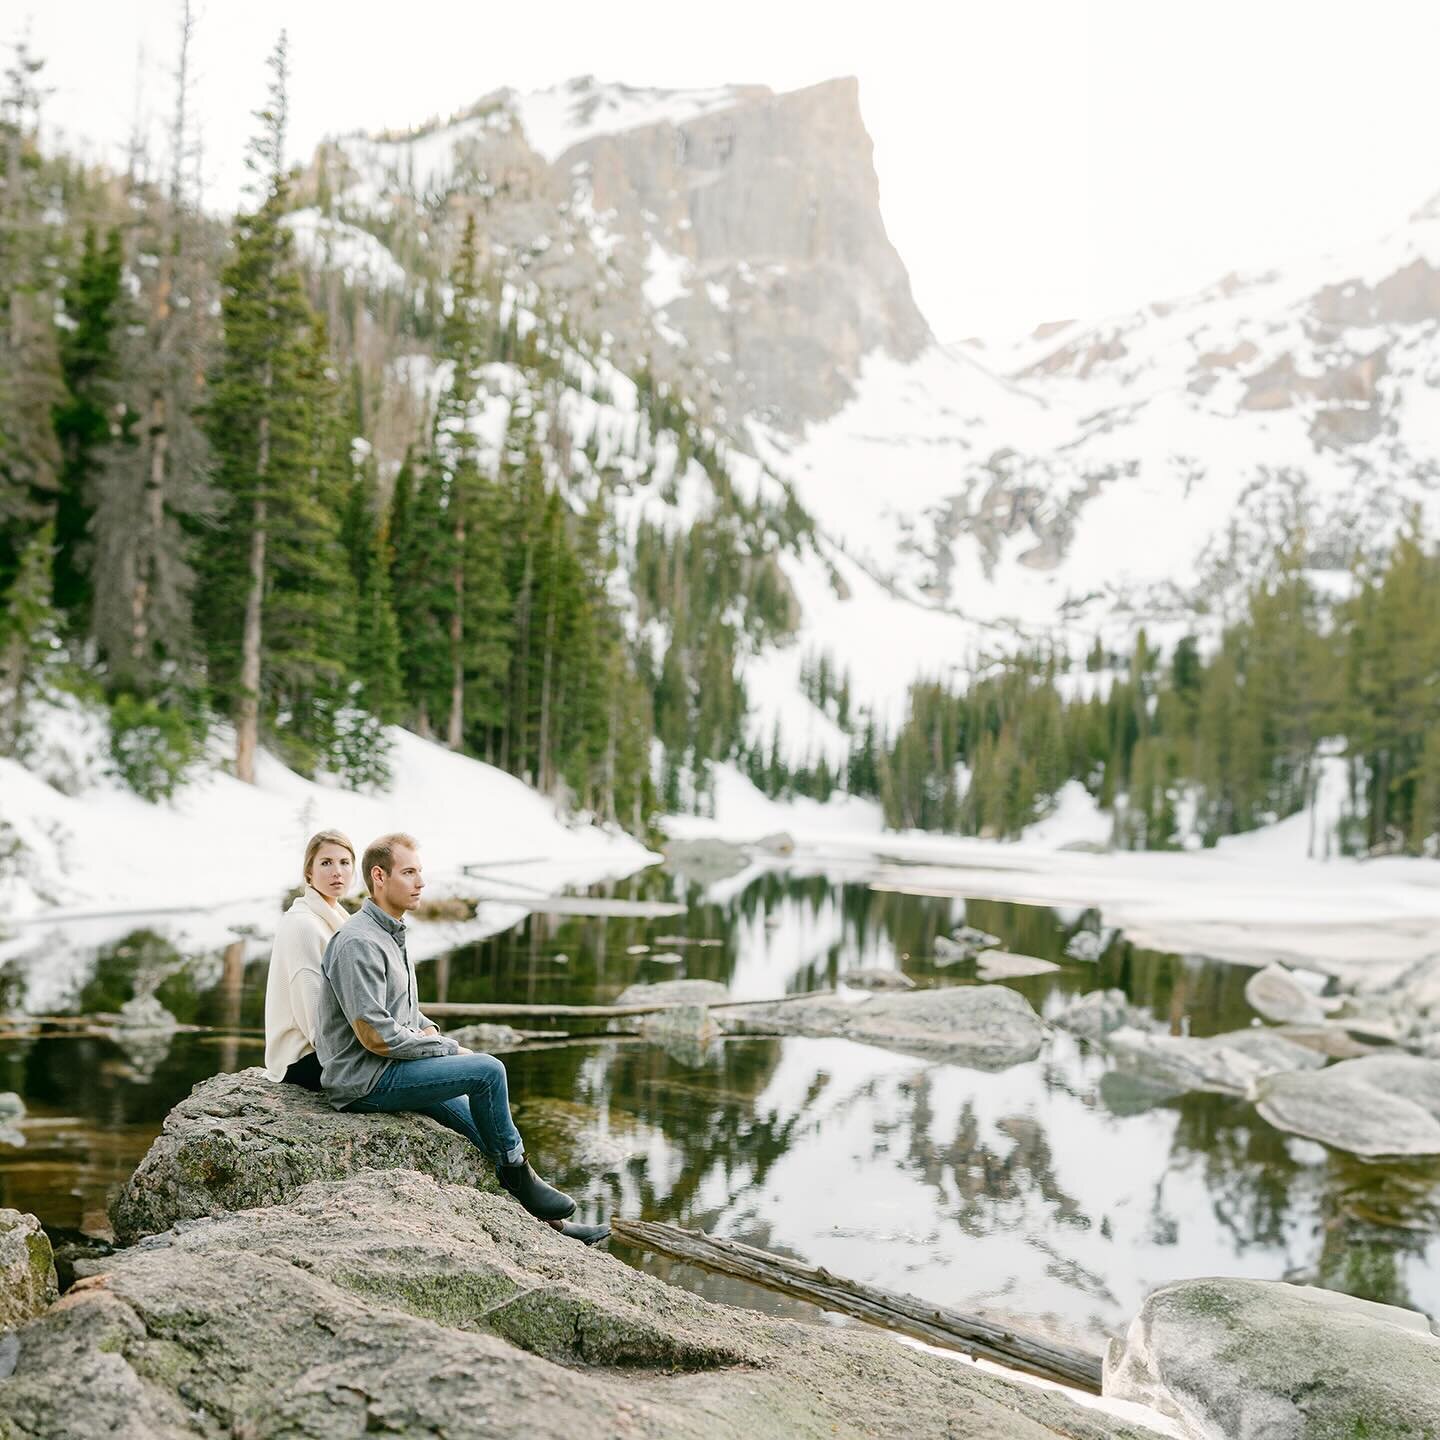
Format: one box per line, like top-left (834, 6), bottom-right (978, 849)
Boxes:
top-left (3, 864), bottom-right (1437, 1347)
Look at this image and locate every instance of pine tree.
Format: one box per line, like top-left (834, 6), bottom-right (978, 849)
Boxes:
top-left (430, 213), bottom-right (511, 754)
top-left (199, 33), bottom-right (355, 781)
top-left (89, 0), bottom-right (215, 693)
top-left (51, 223), bottom-right (123, 626)
top-left (0, 523), bottom-right (60, 756)
top-left (0, 40), bottom-right (64, 599)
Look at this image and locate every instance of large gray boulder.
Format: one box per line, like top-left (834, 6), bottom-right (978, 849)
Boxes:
top-left (1105, 1025), bottom-right (1324, 1099)
top-left (1254, 1059), bottom-right (1440, 1159)
top-left (0, 1210), bottom-right (56, 1333)
top-left (724, 985), bottom-right (1046, 1068)
top-left (1104, 1277), bottom-right (1440, 1439)
top-left (110, 1067), bottom-right (499, 1245)
top-left (2, 1169), bottom-right (1156, 1439)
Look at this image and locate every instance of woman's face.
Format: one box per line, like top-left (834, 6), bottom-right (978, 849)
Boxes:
top-left (309, 843), bottom-right (354, 902)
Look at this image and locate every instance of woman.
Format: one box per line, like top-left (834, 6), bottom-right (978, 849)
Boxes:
top-left (263, 829), bottom-right (355, 1089)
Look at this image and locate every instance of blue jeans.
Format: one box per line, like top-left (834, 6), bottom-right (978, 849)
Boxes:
top-left (348, 1052), bottom-right (523, 1165)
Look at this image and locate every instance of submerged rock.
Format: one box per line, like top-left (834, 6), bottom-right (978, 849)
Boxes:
top-left (1105, 1026), bottom-right (1324, 1099)
top-left (110, 1068), bottom-right (500, 1245)
top-left (1, 1168), bottom-right (1150, 1440)
top-left (725, 985), bottom-right (1046, 1068)
top-left (1104, 1276), bottom-right (1440, 1439)
top-left (842, 967), bottom-right (916, 990)
top-left (0, 1209), bottom-right (56, 1332)
top-left (975, 952), bottom-right (1060, 981)
top-left (1255, 1060), bottom-right (1440, 1159)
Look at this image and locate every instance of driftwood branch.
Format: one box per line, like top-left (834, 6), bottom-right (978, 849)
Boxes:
top-left (609, 1218), bottom-right (1102, 1394)
top-left (424, 989), bottom-right (835, 1023)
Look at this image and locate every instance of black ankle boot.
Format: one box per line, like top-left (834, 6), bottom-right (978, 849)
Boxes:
top-left (555, 1219), bottom-right (610, 1246)
top-left (497, 1155), bottom-right (576, 1221)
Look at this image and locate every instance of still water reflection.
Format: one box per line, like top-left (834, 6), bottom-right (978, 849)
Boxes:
top-left (2, 866), bottom-right (1437, 1345)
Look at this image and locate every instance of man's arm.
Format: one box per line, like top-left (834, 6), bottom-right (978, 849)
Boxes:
top-left (329, 936), bottom-right (458, 1061)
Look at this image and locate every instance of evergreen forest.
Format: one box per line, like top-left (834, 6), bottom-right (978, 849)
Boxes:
top-left (2, 24), bottom-right (1438, 857)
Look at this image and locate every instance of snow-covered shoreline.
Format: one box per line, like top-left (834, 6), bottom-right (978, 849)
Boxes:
top-left (667, 763), bottom-right (1440, 984)
top-left (0, 715), bottom-right (657, 926)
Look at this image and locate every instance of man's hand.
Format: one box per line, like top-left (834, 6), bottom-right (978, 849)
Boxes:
top-left (420, 1024), bottom-right (440, 1036)
top-left (453, 1044), bottom-right (473, 1054)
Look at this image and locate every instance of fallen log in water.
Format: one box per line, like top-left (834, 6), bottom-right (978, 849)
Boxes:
top-left (423, 989), bottom-right (836, 1023)
top-left (609, 1218), bottom-right (1103, 1393)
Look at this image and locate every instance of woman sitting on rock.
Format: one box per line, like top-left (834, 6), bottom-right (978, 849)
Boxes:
top-left (263, 829), bottom-right (356, 1090)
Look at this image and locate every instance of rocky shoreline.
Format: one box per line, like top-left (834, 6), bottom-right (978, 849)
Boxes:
top-left (2, 1062), bottom-right (1436, 1438)
top-left (3, 1069), bottom-right (1160, 1440)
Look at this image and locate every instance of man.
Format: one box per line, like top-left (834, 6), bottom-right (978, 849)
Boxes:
top-left (316, 831), bottom-right (607, 1244)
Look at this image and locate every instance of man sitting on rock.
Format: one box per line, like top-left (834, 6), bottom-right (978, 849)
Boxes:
top-left (316, 831), bottom-right (606, 1244)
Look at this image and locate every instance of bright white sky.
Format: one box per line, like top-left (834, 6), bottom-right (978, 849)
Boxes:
top-left (20, 0), bottom-right (1440, 340)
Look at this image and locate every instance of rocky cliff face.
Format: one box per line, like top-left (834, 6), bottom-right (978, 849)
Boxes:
top-left (309, 75), bottom-right (929, 432)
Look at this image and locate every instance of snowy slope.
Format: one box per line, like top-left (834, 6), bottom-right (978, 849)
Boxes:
top-left (775, 197), bottom-right (1440, 643)
top-left (509, 78), bottom-right (756, 163)
top-left (0, 698), bottom-right (654, 923)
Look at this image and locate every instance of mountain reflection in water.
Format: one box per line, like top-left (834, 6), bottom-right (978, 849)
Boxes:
top-left (2, 867), bottom-right (1437, 1344)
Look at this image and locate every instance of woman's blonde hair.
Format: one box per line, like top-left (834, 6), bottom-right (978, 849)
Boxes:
top-left (303, 829), bottom-right (357, 884)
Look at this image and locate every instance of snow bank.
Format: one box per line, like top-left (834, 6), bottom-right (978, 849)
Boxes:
top-left (0, 711), bottom-right (655, 925)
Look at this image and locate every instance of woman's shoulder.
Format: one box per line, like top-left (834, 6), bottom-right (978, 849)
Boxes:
top-left (274, 900), bottom-right (330, 949)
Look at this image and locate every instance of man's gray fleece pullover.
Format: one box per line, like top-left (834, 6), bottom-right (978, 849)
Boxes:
top-left (315, 898), bottom-right (458, 1106)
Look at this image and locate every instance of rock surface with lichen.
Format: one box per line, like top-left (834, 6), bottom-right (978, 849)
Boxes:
top-left (0, 1167), bottom-right (1162, 1440)
top-left (110, 1067), bottom-right (500, 1245)
top-left (0, 1210), bottom-right (56, 1334)
top-left (1103, 1276), bottom-right (1440, 1439)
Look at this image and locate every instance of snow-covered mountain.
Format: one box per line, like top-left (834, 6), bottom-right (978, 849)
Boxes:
top-left (298, 74), bottom-right (1440, 766)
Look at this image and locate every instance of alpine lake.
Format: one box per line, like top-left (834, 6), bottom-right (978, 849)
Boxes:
top-left (3, 858), bottom-right (1438, 1351)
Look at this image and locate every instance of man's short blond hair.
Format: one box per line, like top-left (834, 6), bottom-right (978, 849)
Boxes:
top-left (303, 829), bottom-right (356, 884)
top-left (362, 832), bottom-right (419, 896)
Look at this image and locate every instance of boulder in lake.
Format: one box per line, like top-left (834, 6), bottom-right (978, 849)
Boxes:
top-left (975, 952), bottom-right (1060, 981)
top-left (3, 1169), bottom-right (1151, 1440)
top-left (110, 1067), bottom-right (501, 1244)
top-left (1104, 1276), bottom-right (1440, 1439)
top-left (724, 985), bottom-right (1046, 1069)
top-left (662, 836), bottom-right (750, 885)
top-left (1064, 930), bottom-right (1107, 962)
top-left (842, 967), bottom-right (917, 990)
top-left (1244, 963), bottom-right (1334, 1025)
top-left (952, 924), bottom-right (1001, 951)
top-left (614, 978), bottom-right (730, 1007)
top-left (1105, 1026), bottom-right (1324, 1098)
top-left (444, 1023), bottom-right (560, 1052)
top-left (0, 1209), bottom-right (56, 1332)
top-left (1054, 988), bottom-right (1155, 1041)
top-left (1255, 1060), bottom-right (1440, 1159)
top-left (0, 1091), bottom-right (24, 1148)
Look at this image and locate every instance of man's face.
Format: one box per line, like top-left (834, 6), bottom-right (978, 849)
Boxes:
top-left (373, 845), bottom-right (425, 913)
